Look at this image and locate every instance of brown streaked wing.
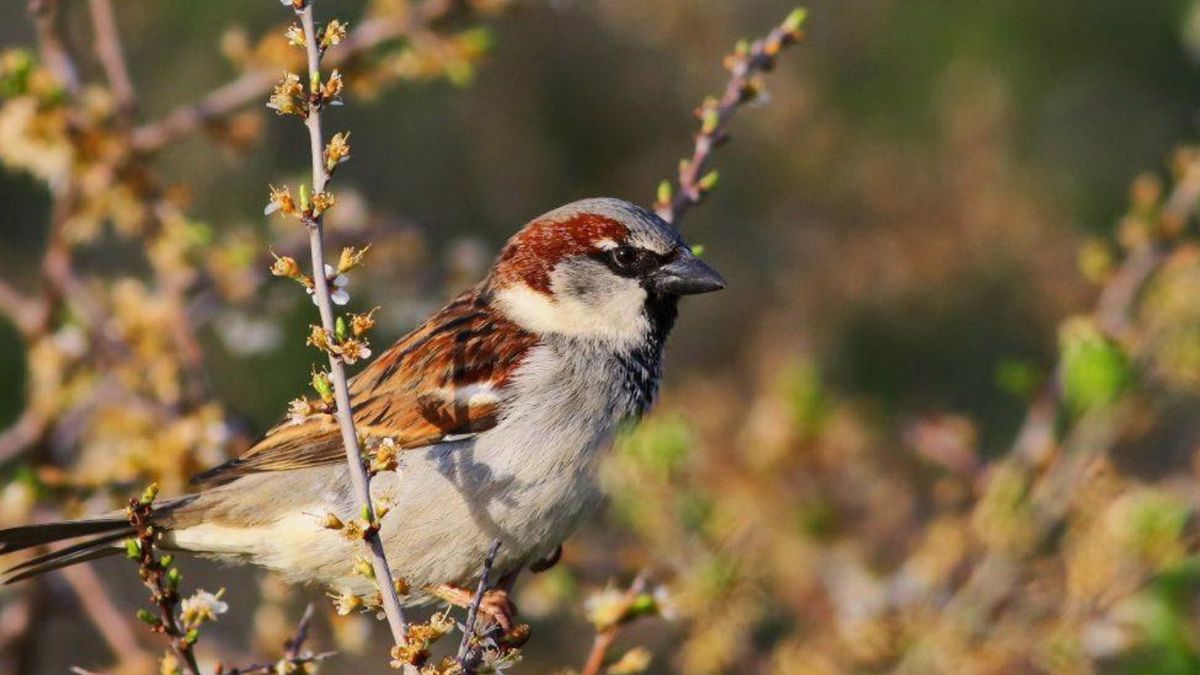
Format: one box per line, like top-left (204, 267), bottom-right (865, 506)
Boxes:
top-left (190, 285), bottom-right (538, 486)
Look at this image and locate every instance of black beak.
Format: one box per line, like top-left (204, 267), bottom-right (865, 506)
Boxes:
top-left (647, 249), bottom-right (726, 296)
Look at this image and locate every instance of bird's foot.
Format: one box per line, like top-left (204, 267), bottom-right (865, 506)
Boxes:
top-left (430, 584), bottom-right (519, 634)
top-left (478, 588), bottom-right (517, 633)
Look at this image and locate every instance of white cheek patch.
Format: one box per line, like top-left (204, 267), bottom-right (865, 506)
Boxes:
top-left (495, 281), bottom-right (649, 344)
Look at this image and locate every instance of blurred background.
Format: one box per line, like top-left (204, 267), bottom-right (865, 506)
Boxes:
top-left (5, 0), bottom-right (1200, 673)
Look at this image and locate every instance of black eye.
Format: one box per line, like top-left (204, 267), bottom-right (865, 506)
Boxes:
top-left (610, 246), bottom-right (640, 270)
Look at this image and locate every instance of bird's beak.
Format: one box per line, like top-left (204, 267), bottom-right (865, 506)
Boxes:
top-left (647, 249), bottom-right (726, 296)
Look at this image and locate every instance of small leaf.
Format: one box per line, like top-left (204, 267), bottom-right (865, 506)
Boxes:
top-left (1060, 317), bottom-right (1133, 414)
top-left (656, 180), bottom-right (672, 205)
top-left (783, 7), bottom-right (808, 34)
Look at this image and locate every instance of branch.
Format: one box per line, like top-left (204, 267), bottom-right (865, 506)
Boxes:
top-left (580, 574), bottom-right (648, 675)
top-left (457, 538), bottom-right (502, 671)
top-left (895, 154), bottom-right (1200, 672)
top-left (291, 0), bottom-right (409, 647)
top-left (130, 0), bottom-right (458, 153)
top-left (87, 0), bottom-right (137, 120)
top-left (60, 563), bottom-right (151, 671)
top-left (0, 279), bottom-right (46, 338)
top-left (28, 0), bottom-right (81, 96)
top-left (220, 604), bottom-right (335, 675)
top-left (126, 489), bottom-right (202, 675)
top-left (653, 9), bottom-right (807, 226)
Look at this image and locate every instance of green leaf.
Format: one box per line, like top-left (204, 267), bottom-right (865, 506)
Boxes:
top-left (1060, 318), bottom-right (1132, 414)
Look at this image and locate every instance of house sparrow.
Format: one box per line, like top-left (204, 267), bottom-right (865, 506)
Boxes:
top-left (0, 197), bottom-right (724, 628)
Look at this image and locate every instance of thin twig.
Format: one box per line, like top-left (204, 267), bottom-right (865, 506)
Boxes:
top-left (457, 539), bottom-right (502, 669)
top-left (284, 602), bottom-right (315, 660)
top-left (87, 0), bottom-right (137, 120)
top-left (0, 279), bottom-right (45, 337)
top-left (130, 0), bottom-right (458, 153)
top-left (127, 493), bottom-right (202, 675)
top-left (220, 604), bottom-right (335, 675)
top-left (580, 574), bottom-right (648, 675)
top-left (654, 9), bottom-right (806, 226)
top-left (28, 0), bottom-right (81, 96)
top-left (292, 0), bottom-right (409, 647)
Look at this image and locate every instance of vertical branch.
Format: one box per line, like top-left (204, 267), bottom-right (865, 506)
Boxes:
top-left (28, 0), bottom-right (81, 96)
top-left (457, 539), bottom-right (502, 670)
top-left (292, 0), bottom-right (409, 647)
top-left (87, 0), bottom-right (137, 120)
top-left (127, 493), bottom-right (202, 675)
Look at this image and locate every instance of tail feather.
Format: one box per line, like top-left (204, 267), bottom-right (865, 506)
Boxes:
top-left (0, 518), bottom-right (131, 555)
top-left (5, 530), bottom-right (132, 576)
top-left (0, 515), bottom-right (133, 584)
top-left (4, 542), bottom-right (123, 584)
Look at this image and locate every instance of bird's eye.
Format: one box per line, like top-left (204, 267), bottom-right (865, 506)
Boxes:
top-left (610, 246), bottom-right (640, 270)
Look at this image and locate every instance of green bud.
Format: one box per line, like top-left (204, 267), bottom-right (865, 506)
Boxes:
top-left (336, 316), bottom-right (348, 342)
top-left (698, 170), bottom-right (720, 191)
top-left (160, 554), bottom-right (174, 568)
top-left (140, 483), bottom-right (159, 505)
top-left (312, 370), bottom-right (333, 399)
top-left (125, 538), bottom-right (141, 559)
top-left (184, 628), bottom-right (200, 645)
top-left (628, 592), bottom-right (658, 618)
top-left (1060, 317), bottom-right (1132, 414)
top-left (690, 244), bottom-right (706, 257)
top-left (299, 184), bottom-right (311, 212)
top-left (657, 180), bottom-right (673, 205)
top-left (783, 7), bottom-right (808, 33)
top-left (458, 27), bottom-right (493, 54)
top-left (136, 609), bottom-right (160, 626)
top-left (360, 504), bottom-right (370, 522)
top-left (166, 567), bottom-right (182, 590)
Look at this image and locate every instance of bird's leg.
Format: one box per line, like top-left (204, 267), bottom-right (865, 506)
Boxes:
top-left (529, 544), bottom-right (562, 573)
top-left (429, 580), bottom-right (518, 633)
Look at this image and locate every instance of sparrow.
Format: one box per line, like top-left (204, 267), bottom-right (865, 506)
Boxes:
top-left (0, 197), bottom-right (724, 628)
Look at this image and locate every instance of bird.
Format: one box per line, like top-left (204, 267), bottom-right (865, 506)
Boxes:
top-left (0, 197), bottom-right (724, 629)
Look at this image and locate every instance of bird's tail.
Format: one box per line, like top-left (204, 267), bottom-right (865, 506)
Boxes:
top-left (0, 498), bottom-right (190, 583)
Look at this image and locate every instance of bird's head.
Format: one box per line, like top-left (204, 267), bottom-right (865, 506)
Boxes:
top-left (487, 197), bottom-right (725, 346)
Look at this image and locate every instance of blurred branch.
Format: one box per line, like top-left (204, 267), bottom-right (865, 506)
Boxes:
top-left (896, 152), bottom-right (1200, 673)
top-left (87, 0), bottom-right (137, 120)
top-left (580, 574), bottom-right (648, 675)
top-left (0, 280), bottom-right (44, 339)
top-left (60, 563), bottom-right (153, 672)
top-left (28, 0), bottom-right (81, 97)
top-left (290, 0), bottom-right (409, 648)
top-left (130, 0), bottom-right (461, 153)
top-left (653, 8), bottom-right (807, 225)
